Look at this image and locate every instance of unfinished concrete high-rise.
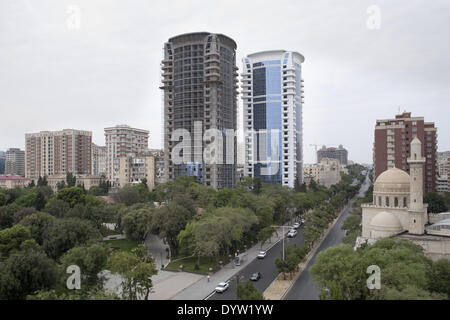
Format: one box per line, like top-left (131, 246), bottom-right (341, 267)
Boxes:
top-left (160, 32), bottom-right (238, 189)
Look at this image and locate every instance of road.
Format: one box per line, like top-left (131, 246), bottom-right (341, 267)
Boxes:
top-left (285, 175), bottom-right (371, 300)
top-left (208, 227), bottom-right (305, 300)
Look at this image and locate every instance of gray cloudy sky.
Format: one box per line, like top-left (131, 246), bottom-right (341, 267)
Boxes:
top-left (1, 0), bottom-right (449, 164)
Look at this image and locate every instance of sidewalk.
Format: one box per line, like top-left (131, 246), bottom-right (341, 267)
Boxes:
top-left (171, 226), bottom-right (285, 300)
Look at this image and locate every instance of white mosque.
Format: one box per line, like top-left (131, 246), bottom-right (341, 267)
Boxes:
top-left (358, 137), bottom-right (450, 260)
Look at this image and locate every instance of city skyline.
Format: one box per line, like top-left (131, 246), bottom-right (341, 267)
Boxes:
top-left (1, 1), bottom-right (450, 164)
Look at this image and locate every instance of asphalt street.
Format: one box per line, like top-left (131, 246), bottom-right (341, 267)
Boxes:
top-left (208, 227), bottom-right (305, 300)
top-left (285, 175), bottom-right (371, 300)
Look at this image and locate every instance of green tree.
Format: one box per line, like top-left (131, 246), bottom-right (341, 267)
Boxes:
top-left (257, 226), bottom-right (275, 249)
top-left (19, 212), bottom-right (55, 245)
top-left (150, 202), bottom-right (194, 256)
top-left (66, 172), bottom-right (77, 187)
top-left (0, 192), bottom-right (7, 207)
top-left (424, 192), bottom-right (448, 213)
top-left (44, 198), bottom-right (70, 217)
top-left (428, 259), bottom-right (450, 297)
top-left (121, 208), bottom-right (153, 242)
top-left (57, 187), bottom-right (86, 208)
top-left (0, 224), bottom-right (33, 258)
top-left (253, 177), bottom-right (262, 195)
top-left (236, 281), bottom-right (264, 300)
top-left (60, 243), bottom-right (108, 287)
top-left (107, 244), bottom-right (157, 300)
top-left (43, 218), bottom-right (101, 260)
top-left (0, 250), bottom-right (59, 300)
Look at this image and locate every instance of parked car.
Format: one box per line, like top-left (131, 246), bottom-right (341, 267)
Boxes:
top-left (287, 230), bottom-right (298, 238)
top-left (215, 282), bottom-right (229, 293)
top-left (301, 219), bottom-right (305, 225)
top-left (257, 251), bottom-right (267, 259)
top-left (293, 222), bottom-right (300, 229)
top-left (250, 272), bottom-right (262, 281)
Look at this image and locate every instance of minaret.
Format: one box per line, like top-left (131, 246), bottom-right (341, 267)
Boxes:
top-left (407, 137), bottom-right (427, 234)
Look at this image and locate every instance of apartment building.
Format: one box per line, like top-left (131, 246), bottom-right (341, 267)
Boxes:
top-left (104, 125), bottom-right (149, 185)
top-left (373, 112), bottom-right (437, 193)
top-left (161, 32), bottom-right (238, 189)
top-left (303, 158), bottom-right (342, 188)
top-left (25, 129), bottom-right (92, 180)
top-left (242, 50), bottom-right (305, 188)
top-left (0, 151), bottom-right (6, 174)
top-left (92, 144), bottom-right (107, 177)
top-left (317, 145), bottom-right (348, 166)
top-left (118, 153), bottom-right (155, 191)
top-left (5, 148), bottom-right (25, 176)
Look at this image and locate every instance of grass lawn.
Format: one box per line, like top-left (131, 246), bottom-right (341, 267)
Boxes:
top-left (101, 228), bottom-right (121, 237)
top-left (104, 239), bottom-right (139, 252)
top-left (165, 255), bottom-right (229, 275)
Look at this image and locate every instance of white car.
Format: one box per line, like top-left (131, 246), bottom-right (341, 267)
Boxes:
top-left (215, 282), bottom-right (229, 293)
top-left (257, 251), bottom-right (267, 259)
top-left (293, 222), bottom-right (300, 229)
top-left (287, 230), bottom-right (298, 238)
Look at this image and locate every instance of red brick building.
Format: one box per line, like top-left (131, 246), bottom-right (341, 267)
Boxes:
top-left (374, 112), bottom-right (437, 193)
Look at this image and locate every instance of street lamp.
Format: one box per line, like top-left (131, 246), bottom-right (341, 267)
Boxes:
top-left (271, 224), bottom-right (293, 261)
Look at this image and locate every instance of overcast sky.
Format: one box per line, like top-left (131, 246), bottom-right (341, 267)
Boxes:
top-left (1, 0), bottom-right (449, 164)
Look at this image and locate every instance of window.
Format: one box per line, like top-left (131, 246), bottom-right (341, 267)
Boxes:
top-left (386, 197), bottom-right (390, 207)
top-left (403, 197), bottom-right (407, 208)
top-left (395, 197), bottom-right (399, 207)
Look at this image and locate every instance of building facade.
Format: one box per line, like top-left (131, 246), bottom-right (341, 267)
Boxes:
top-left (92, 144), bottom-right (107, 177)
top-left (242, 50), bottom-right (305, 188)
top-left (303, 158), bottom-right (342, 188)
top-left (46, 174), bottom-right (101, 192)
top-left (0, 151), bottom-right (6, 174)
top-left (25, 129), bottom-right (92, 180)
top-left (0, 175), bottom-right (31, 189)
top-left (317, 145), bottom-right (348, 165)
top-left (161, 32), bottom-right (238, 189)
top-left (104, 125), bottom-right (149, 186)
top-left (118, 153), bottom-right (155, 191)
top-left (373, 112), bottom-right (437, 193)
top-left (5, 148), bottom-right (25, 176)
top-left (148, 149), bottom-right (165, 185)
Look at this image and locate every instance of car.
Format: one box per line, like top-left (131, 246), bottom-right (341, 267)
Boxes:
top-left (257, 251), bottom-right (267, 259)
top-left (250, 272), bottom-right (262, 281)
top-left (215, 282), bottom-right (229, 293)
top-left (293, 222), bottom-right (300, 229)
top-left (287, 230), bottom-right (298, 238)
top-left (301, 219), bottom-right (305, 225)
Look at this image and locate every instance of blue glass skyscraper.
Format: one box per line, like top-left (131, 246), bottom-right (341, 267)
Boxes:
top-left (242, 51), bottom-right (304, 188)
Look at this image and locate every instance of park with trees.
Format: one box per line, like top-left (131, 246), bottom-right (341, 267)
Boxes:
top-left (0, 165), bottom-right (371, 299)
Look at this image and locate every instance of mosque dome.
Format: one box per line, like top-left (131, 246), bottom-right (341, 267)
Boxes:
top-left (369, 211), bottom-right (404, 238)
top-left (374, 167), bottom-right (410, 194)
